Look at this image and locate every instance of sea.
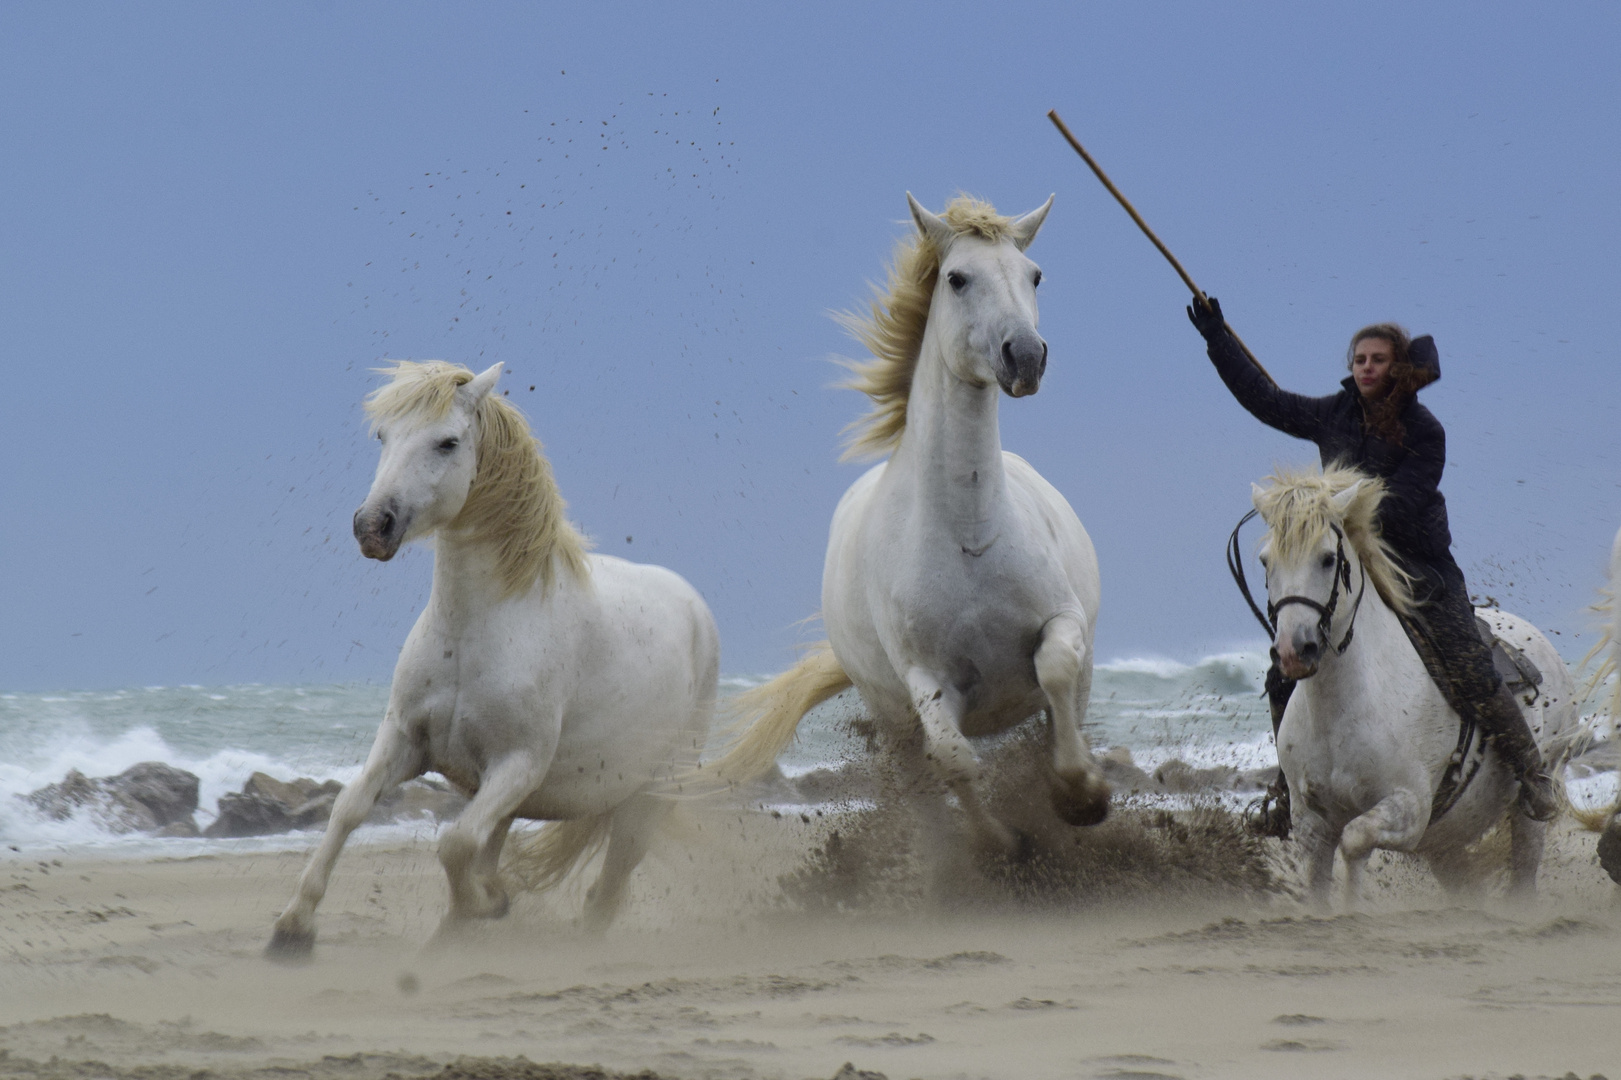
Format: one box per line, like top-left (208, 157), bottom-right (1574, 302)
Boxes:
top-left (3, 653), bottom-right (1615, 857)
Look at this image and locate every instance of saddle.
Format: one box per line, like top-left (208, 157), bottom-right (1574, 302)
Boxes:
top-left (1397, 612), bottom-right (1544, 823)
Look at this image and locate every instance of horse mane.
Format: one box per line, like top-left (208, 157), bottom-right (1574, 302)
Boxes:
top-left (835, 196), bottom-right (1016, 460)
top-left (1252, 464), bottom-right (1416, 617)
top-left (365, 361), bottom-right (590, 597)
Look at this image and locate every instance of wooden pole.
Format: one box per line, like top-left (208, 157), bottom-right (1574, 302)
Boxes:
top-left (1046, 109), bottom-right (1277, 388)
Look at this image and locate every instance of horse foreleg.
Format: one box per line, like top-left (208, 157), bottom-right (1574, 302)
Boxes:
top-left (440, 753), bottom-right (545, 923)
top-left (1036, 614), bottom-right (1109, 826)
top-left (582, 794), bottom-right (671, 933)
top-left (1339, 790), bottom-right (1425, 909)
top-left (1293, 805), bottom-right (1338, 909)
top-left (904, 668), bottom-right (1016, 855)
top-left (267, 720), bottom-right (422, 958)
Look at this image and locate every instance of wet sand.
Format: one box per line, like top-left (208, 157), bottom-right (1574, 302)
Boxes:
top-left (2, 800), bottom-right (1618, 1080)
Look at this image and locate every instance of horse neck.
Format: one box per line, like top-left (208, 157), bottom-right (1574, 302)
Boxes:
top-left (427, 527), bottom-right (514, 614)
top-left (1297, 561), bottom-right (1412, 713)
top-left (887, 325), bottom-right (1007, 533)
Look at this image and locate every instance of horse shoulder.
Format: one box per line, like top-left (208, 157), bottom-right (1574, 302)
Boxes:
top-left (999, 452), bottom-right (1098, 616)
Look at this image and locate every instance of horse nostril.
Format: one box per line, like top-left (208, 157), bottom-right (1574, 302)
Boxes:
top-left (1039, 340), bottom-right (1048, 375)
top-left (1002, 341), bottom-right (1015, 366)
top-left (378, 510), bottom-right (396, 536)
top-left (1299, 640), bottom-right (1321, 664)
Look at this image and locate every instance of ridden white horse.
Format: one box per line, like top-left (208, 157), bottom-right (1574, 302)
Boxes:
top-left (1252, 466), bottom-right (1577, 905)
top-left (715, 194), bottom-right (1108, 854)
top-left (268, 361), bottom-right (718, 956)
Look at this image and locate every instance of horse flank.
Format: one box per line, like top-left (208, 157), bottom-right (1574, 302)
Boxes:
top-left (1253, 464), bottom-right (1415, 617)
top-left (835, 196), bottom-right (1016, 460)
top-left (365, 361), bottom-right (589, 597)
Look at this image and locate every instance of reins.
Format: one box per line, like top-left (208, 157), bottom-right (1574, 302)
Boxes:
top-left (1227, 506), bottom-right (1482, 825)
top-left (1226, 509), bottom-right (1367, 656)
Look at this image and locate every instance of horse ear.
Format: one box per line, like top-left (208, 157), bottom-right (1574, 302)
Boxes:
top-left (906, 192), bottom-right (954, 250)
top-left (1250, 482), bottom-right (1267, 510)
top-left (464, 362), bottom-right (503, 404)
top-left (1010, 194), bottom-right (1054, 251)
top-left (1328, 480), bottom-right (1364, 517)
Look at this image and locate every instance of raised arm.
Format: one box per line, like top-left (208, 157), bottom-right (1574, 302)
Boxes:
top-left (1188, 298), bottom-right (1335, 441)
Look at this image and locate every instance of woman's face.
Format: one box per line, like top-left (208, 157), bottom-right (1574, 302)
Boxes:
top-left (1351, 337), bottom-right (1395, 399)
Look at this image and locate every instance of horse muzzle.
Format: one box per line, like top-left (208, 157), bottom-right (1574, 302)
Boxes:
top-left (1274, 631), bottom-right (1323, 681)
top-left (353, 502), bottom-right (406, 562)
top-left (997, 333), bottom-right (1048, 398)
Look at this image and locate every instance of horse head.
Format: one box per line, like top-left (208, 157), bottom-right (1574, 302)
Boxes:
top-left (1254, 476), bottom-right (1372, 680)
top-left (354, 361), bottom-right (502, 561)
top-left (907, 193), bottom-right (1053, 398)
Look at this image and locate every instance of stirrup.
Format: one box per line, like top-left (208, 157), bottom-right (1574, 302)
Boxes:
top-left (1244, 781), bottom-right (1291, 840)
top-left (1516, 770), bottom-right (1559, 823)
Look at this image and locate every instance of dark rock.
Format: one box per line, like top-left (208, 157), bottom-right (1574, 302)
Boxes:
top-left (109, 762), bottom-right (199, 826)
top-left (244, 771), bottom-right (342, 811)
top-left (204, 791), bottom-right (293, 838)
top-left (154, 819), bottom-right (201, 838)
top-left (831, 1065), bottom-right (888, 1080)
top-left (22, 763), bottom-right (200, 835)
top-left (1153, 759), bottom-right (1240, 794)
top-left (289, 792), bottom-right (338, 829)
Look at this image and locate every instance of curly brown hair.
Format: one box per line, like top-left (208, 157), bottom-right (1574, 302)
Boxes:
top-left (1346, 322), bottom-right (1435, 446)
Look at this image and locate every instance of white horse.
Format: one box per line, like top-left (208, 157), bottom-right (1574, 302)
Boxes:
top-left (268, 361), bottom-right (718, 956)
top-left (1594, 525), bottom-right (1621, 883)
top-left (714, 194), bottom-right (1108, 855)
top-left (1252, 466), bottom-right (1577, 905)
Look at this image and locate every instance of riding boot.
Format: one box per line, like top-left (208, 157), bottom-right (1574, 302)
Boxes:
top-left (1244, 662), bottom-right (1295, 839)
top-left (1474, 682), bottom-right (1559, 822)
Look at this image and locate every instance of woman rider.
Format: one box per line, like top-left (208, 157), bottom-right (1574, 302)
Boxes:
top-left (1188, 298), bottom-right (1558, 837)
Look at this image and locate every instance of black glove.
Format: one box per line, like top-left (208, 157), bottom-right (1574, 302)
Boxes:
top-left (1186, 294), bottom-right (1226, 342)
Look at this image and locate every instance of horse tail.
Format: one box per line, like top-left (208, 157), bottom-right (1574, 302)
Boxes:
top-left (505, 813), bottom-right (612, 893)
top-left (708, 642), bottom-right (852, 782)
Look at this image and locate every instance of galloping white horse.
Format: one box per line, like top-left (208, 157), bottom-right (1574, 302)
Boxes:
top-left (268, 361), bottom-right (718, 955)
top-left (1252, 466), bottom-right (1577, 905)
top-left (1595, 525), bottom-right (1621, 883)
top-left (716, 194), bottom-right (1108, 854)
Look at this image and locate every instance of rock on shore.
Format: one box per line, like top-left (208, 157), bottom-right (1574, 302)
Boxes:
top-left (22, 765), bottom-right (467, 839)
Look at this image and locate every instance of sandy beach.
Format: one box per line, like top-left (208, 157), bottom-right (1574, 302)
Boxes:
top-left (2, 791), bottom-right (1618, 1080)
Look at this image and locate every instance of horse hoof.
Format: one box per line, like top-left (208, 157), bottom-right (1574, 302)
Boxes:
top-left (265, 926), bottom-right (315, 961)
top-left (1598, 815), bottom-right (1621, 886)
top-left (1053, 774), bottom-right (1110, 827)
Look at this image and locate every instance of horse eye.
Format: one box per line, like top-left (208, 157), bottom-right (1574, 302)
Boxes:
top-left (1032, 270), bottom-right (1043, 287)
top-left (946, 271), bottom-right (967, 292)
top-left (438, 437), bottom-right (460, 453)
top-left (1320, 553), bottom-right (1336, 569)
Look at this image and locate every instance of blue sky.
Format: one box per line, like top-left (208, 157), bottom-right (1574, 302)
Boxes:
top-left (2, 2), bottom-right (1617, 690)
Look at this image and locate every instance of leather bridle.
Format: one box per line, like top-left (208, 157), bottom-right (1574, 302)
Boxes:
top-left (1227, 509), bottom-right (1368, 659)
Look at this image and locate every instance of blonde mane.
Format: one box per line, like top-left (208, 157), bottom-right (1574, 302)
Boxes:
top-left (1253, 465), bottom-right (1415, 617)
top-left (365, 361), bottom-right (590, 597)
top-left (835, 196), bottom-right (1016, 460)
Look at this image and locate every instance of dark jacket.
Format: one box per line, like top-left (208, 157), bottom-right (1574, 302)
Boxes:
top-left (1205, 328), bottom-right (1454, 574)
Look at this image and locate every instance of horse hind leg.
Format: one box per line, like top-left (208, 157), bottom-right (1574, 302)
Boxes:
top-left (1036, 614), bottom-right (1109, 826)
top-left (582, 794), bottom-right (671, 933)
top-left (439, 753), bottom-right (547, 924)
top-left (1506, 810), bottom-right (1547, 901)
top-left (903, 668), bottom-right (1020, 858)
top-left (267, 721), bottom-right (422, 958)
